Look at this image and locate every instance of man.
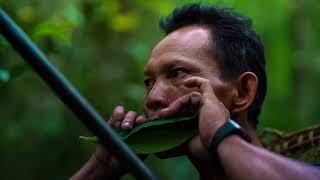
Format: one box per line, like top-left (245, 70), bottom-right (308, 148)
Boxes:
top-left (71, 4), bottom-right (320, 180)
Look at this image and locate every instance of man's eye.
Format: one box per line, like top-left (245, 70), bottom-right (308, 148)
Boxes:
top-left (144, 79), bottom-right (155, 89)
top-left (169, 68), bottom-right (189, 78)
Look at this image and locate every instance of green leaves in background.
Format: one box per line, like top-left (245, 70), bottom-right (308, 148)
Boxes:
top-left (0, 64), bottom-right (30, 83)
top-left (33, 19), bottom-right (75, 45)
top-left (110, 12), bottom-right (139, 32)
top-left (9, 63), bottom-right (30, 79)
top-left (0, 69), bottom-right (10, 82)
top-left (80, 116), bottom-right (197, 154)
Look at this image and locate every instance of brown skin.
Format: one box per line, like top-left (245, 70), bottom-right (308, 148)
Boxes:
top-left (71, 26), bottom-right (320, 180)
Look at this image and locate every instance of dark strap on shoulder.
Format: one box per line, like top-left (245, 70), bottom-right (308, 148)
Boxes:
top-left (312, 163), bottom-right (320, 168)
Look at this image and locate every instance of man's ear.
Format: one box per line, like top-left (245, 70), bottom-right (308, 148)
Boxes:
top-left (231, 72), bottom-right (258, 113)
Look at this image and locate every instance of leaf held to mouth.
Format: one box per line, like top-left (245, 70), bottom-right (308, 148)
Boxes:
top-left (80, 116), bottom-right (197, 154)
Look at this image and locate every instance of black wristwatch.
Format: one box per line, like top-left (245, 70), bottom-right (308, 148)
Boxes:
top-left (207, 119), bottom-right (251, 159)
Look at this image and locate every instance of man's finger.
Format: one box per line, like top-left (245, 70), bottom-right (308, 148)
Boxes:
top-left (121, 111), bottom-right (137, 129)
top-left (159, 92), bottom-right (201, 118)
top-left (109, 106), bottom-right (125, 128)
top-left (183, 77), bottom-right (213, 93)
top-left (183, 77), bottom-right (218, 101)
top-left (135, 115), bottom-right (148, 125)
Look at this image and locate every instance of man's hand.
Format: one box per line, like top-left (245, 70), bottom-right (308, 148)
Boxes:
top-left (71, 106), bottom-right (147, 180)
top-left (157, 77), bottom-right (230, 179)
top-left (183, 77), bottom-right (229, 146)
top-left (159, 77), bottom-right (229, 152)
top-left (109, 106), bottom-right (148, 129)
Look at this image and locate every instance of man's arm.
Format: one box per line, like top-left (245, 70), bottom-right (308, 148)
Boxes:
top-left (218, 135), bottom-right (320, 180)
top-left (70, 147), bottom-right (125, 180)
top-left (179, 77), bottom-right (320, 180)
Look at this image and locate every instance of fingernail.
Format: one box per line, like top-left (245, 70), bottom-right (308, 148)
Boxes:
top-left (115, 106), bottom-right (124, 113)
top-left (123, 122), bottom-right (131, 129)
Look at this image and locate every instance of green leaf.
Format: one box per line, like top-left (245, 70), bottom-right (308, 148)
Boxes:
top-left (110, 12), bottom-right (139, 32)
top-left (0, 69), bottom-right (10, 82)
top-left (80, 116), bottom-right (197, 154)
top-left (33, 19), bottom-right (75, 45)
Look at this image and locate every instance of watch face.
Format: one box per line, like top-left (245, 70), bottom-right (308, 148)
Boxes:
top-left (229, 119), bottom-right (241, 129)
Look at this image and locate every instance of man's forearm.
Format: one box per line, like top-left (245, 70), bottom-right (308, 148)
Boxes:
top-left (217, 135), bottom-right (320, 180)
top-left (70, 151), bottom-right (125, 180)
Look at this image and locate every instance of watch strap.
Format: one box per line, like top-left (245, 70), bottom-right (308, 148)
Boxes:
top-left (207, 119), bottom-right (251, 159)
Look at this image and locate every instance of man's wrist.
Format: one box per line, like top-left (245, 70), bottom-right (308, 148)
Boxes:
top-left (206, 119), bottom-right (250, 159)
top-left (91, 147), bottom-right (127, 179)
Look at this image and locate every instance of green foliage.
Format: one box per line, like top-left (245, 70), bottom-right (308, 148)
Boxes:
top-left (0, 69), bottom-right (10, 82)
top-left (33, 19), bottom-right (75, 45)
top-left (8, 63), bottom-right (30, 79)
top-left (80, 116), bottom-right (197, 154)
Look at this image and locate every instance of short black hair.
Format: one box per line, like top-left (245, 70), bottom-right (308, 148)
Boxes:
top-left (160, 3), bottom-right (267, 128)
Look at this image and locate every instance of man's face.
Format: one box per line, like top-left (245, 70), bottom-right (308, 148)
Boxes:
top-left (143, 25), bottom-right (234, 120)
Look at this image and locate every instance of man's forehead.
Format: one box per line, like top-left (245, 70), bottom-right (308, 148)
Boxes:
top-left (150, 25), bottom-right (212, 59)
top-left (144, 26), bottom-right (216, 76)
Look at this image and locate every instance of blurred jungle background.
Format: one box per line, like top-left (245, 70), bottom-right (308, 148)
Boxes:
top-left (1, 0), bottom-right (320, 179)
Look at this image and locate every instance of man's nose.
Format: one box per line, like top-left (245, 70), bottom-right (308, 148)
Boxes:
top-left (145, 82), bottom-right (169, 111)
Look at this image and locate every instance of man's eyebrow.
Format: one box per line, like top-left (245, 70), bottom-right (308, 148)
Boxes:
top-left (163, 59), bottom-right (196, 71)
top-left (144, 67), bottom-right (152, 77)
top-left (144, 58), bottom-right (194, 76)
